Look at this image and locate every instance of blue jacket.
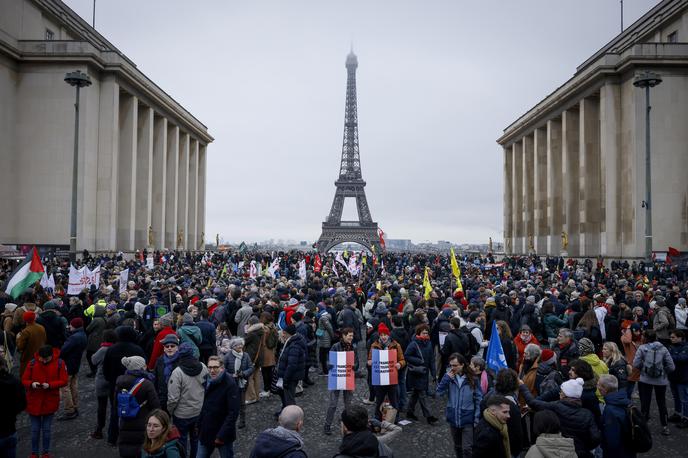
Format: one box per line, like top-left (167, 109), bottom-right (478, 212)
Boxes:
top-left (669, 341), bottom-right (688, 384)
top-left (601, 390), bottom-right (636, 458)
top-left (277, 333), bottom-right (307, 382)
top-left (436, 372), bottom-right (482, 428)
top-left (60, 328), bottom-right (87, 375)
top-left (196, 319), bottom-right (217, 352)
top-left (404, 337), bottom-right (436, 391)
top-left (249, 426), bottom-right (307, 458)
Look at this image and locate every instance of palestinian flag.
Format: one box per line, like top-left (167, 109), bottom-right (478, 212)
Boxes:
top-left (4, 247), bottom-right (44, 299)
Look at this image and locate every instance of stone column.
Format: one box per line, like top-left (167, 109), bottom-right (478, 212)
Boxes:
top-left (562, 107), bottom-right (580, 256)
top-left (197, 144), bottom-right (207, 250)
top-left (188, 138), bottom-right (198, 251)
top-left (547, 118), bottom-right (563, 254)
top-left (512, 141), bottom-right (523, 253)
top-left (504, 146), bottom-right (513, 254)
top-left (533, 127), bottom-right (548, 253)
top-left (523, 134), bottom-right (535, 253)
top-left (579, 97), bottom-right (602, 257)
top-left (165, 124), bottom-right (179, 249)
top-left (96, 76), bottom-right (119, 251)
top-left (152, 116), bottom-right (167, 250)
top-left (135, 105), bottom-right (154, 250)
top-left (600, 82), bottom-right (621, 257)
top-left (116, 94), bottom-right (138, 251)
top-left (177, 132), bottom-right (190, 249)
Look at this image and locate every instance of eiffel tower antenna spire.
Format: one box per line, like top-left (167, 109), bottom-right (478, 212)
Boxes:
top-left (317, 50), bottom-right (381, 253)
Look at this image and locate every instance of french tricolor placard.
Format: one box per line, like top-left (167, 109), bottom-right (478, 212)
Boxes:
top-left (328, 351), bottom-right (355, 391)
top-left (371, 349), bottom-right (398, 386)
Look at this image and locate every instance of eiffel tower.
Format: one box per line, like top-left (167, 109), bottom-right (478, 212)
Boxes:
top-left (316, 50), bottom-right (381, 253)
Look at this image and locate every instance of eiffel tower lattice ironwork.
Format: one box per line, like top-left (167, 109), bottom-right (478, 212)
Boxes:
top-left (317, 50), bottom-right (381, 253)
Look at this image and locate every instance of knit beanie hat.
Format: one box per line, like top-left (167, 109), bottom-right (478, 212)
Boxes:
top-left (23, 310), bottom-right (36, 323)
top-left (378, 323), bottom-right (390, 336)
top-left (578, 337), bottom-right (595, 356)
top-left (70, 317), bottom-right (84, 329)
top-left (182, 313), bottom-right (194, 325)
top-left (540, 349), bottom-right (557, 366)
top-left (561, 377), bottom-right (584, 398)
top-left (121, 356), bottom-right (146, 371)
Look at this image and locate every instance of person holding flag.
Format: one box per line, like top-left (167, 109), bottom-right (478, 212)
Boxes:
top-left (323, 327), bottom-right (358, 435)
top-left (4, 247), bottom-right (44, 299)
top-left (423, 267), bottom-right (432, 301)
top-left (450, 247), bottom-right (464, 292)
top-left (368, 323), bottom-right (405, 421)
top-left (485, 320), bottom-right (509, 375)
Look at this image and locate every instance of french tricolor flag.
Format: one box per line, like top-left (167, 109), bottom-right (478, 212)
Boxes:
top-left (328, 351), bottom-right (355, 391)
top-left (371, 349), bottom-right (398, 386)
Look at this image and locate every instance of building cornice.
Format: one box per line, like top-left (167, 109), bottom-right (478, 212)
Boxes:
top-left (497, 0), bottom-right (688, 147)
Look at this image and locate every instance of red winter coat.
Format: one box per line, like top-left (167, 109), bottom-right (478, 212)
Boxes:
top-left (514, 334), bottom-right (541, 367)
top-left (148, 326), bottom-right (177, 370)
top-left (22, 347), bottom-right (68, 416)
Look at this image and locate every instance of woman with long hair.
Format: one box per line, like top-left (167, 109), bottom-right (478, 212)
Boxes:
top-left (497, 320), bottom-right (518, 370)
top-left (576, 310), bottom-right (603, 351)
top-left (142, 409), bottom-right (180, 457)
top-left (436, 352), bottom-right (481, 458)
top-left (602, 342), bottom-right (629, 390)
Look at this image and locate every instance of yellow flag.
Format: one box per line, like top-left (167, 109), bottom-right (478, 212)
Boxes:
top-left (376, 280), bottom-right (382, 291)
top-left (423, 267), bottom-right (432, 300)
top-left (450, 248), bottom-right (464, 292)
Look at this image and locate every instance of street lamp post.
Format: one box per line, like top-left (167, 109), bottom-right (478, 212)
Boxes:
top-left (64, 70), bottom-right (92, 263)
top-left (633, 71), bottom-right (662, 264)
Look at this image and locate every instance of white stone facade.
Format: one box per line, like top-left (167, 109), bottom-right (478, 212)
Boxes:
top-left (498, 0), bottom-right (688, 259)
top-left (0, 0), bottom-right (213, 252)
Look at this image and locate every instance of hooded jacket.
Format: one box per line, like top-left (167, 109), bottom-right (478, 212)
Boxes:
top-left (334, 430), bottom-right (381, 458)
top-left (633, 341), bottom-right (675, 386)
top-left (177, 323), bottom-right (202, 358)
top-left (36, 310), bottom-right (67, 348)
top-left (244, 322), bottom-right (266, 366)
top-left (22, 347), bottom-right (68, 416)
top-left (249, 426), bottom-right (307, 458)
top-left (524, 433), bottom-right (577, 458)
top-left (653, 306), bottom-right (675, 340)
top-left (148, 326), bottom-right (177, 370)
top-left (601, 390), bottom-right (636, 458)
top-left (167, 353), bottom-right (208, 419)
top-left (103, 326), bottom-right (146, 385)
top-left (277, 333), bottom-right (307, 382)
top-left (85, 307), bottom-right (107, 352)
top-left (436, 372), bottom-right (482, 428)
top-left (16, 321), bottom-right (46, 375)
top-left (60, 327), bottom-right (87, 375)
top-left (115, 372), bottom-right (161, 457)
top-left (141, 427), bottom-right (181, 458)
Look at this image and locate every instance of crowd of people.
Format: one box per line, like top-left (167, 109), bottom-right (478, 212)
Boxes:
top-left (0, 249), bottom-right (687, 458)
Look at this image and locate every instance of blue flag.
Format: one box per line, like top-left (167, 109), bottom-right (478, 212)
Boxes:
top-left (486, 320), bottom-right (508, 373)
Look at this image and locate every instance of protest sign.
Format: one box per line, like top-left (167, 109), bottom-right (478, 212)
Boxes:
top-left (328, 351), bottom-right (355, 390)
top-left (371, 349), bottom-right (398, 386)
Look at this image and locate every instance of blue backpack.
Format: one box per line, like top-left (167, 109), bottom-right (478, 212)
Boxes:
top-left (117, 378), bottom-right (147, 419)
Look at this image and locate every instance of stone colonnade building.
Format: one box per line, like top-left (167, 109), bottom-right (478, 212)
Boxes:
top-left (497, 0), bottom-right (688, 259)
top-left (0, 0), bottom-right (213, 252)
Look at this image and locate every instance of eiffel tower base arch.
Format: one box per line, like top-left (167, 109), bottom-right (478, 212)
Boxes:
top-left (316, 223), bottom-right (381, 253)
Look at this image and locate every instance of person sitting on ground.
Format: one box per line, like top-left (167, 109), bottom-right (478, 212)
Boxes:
top-left (250, 405), bottom-right (308, 458)
top-left (333, 405), bottom-right (393, 458)
top-left (524, 410), bottom-right (576, 458)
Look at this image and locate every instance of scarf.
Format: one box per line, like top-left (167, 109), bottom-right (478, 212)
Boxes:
top-left (162, 352), bottom-right (180, 382)
top-left (125, 369), bottom-right (154, 381)
top-left (483, 408), bottom-right (511, 458)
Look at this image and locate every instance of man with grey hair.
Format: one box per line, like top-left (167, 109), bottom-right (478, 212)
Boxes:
top-left (250, 405), bottom-right (307, 457)
top-left (597, 374), bottom-right (635, 458)
top-left (554, 328), bottom-right (579, 379)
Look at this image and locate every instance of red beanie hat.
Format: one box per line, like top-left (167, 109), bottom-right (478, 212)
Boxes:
top-left (541, 349), bottom-right (557, 365)
top-left (378, 323), bottom-right (390, 336)
top-left (23, 310), bottom-right (36, 323)
top-left (70, 317), bottom-right (84, 329)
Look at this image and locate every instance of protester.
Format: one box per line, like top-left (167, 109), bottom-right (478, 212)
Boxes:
top-left (514, 324), bottom-right (540, 367)
top-left (668, 329), bottom-right (688, 428)
top-left (167, 342), bottom-right (208, 457)
top-left (16, 311), bottom-right (46, 376)
top-left (602, 341), bottom-right (629, 391)
top-left (473, 395), bottom-right (512, 458)
top-left (333, 405), bottom-right (392, 458)
top-left (22, 345), bottom-right (68, 458)
top-left (89, 329), bottom-right (117, 440)
top-left (259, 312), bottom-right (279, 398)
top-left (480, 368), bottom-right (525, 457)
top-left (57, 317), bottom-right (87, 420)
top-left (223, 337), bottom-right (253, 429)
top-left (524, 410), bottom-right (576, 458)
top-left (153, 334), bottom-right (181, 412)
top-left (276, 325), bottom-right (307, 412)
top-left (597, 374), bottom-right (635, 458)
top-left (368, 323), bottom-right (405, 420)
top-left (0, 356), bottom-right (26, 458)
top-left (324, 327), bottom-right (358, 435)
top-left (250, 405), bottom-right (307, 458)
top-left (141, 409), bottom-right (181, 458)
top-left (243, 316), bottom-right (265, 404)
top-left (436, 353), bottom-right (482, 457)
top-left (197, 356), bottom-right (240, 458)
top-left (85, 304), bottom-right (108, 377)
top-left (633, 328), bottom-right (675, 435)
top-left (115, 355), bottom-right (160, 458)
top-left (404, 324), bottom-right (438, 424)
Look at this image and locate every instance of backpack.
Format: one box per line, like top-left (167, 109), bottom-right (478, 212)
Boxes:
top-left (627, 404), bottom-right (652, 452)
top-left (459, 326), bottom-right (480, 357)
top-left (641, 347), bottom-right (664, 379)
top-left (117, 378), bottom-right (147, 419)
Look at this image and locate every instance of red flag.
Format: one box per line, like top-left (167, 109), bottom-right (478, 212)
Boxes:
top-left (668, 247), bottom-right (680, 257)
top-left (314, 254), bottom-right (322, 273)
top-left (378, 228), bottom-right (386, 250)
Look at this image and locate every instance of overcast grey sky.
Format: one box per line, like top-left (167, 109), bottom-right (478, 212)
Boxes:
top-left (66, 0), bottom-right (659, 244)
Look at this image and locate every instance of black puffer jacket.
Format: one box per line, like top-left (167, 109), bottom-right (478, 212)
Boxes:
top-left (115, 372), bottom-right (160, 458)
top-left (473, 417), bottom-right (508, 458)
top-left (37, 310), bottom-right (67, 348)
top-left (103, 326), bottom-right (146, 385)
top-left (519, 384), bottom-right (601, 458)
top-left (276, 333), bottom-right (307, 382)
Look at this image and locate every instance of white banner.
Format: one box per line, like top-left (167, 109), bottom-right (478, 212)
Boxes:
top-left (146, 255), bottom-right (154, 270)
top-left (298, 259), bottom-right (307, 280)
top-left (119, 268), bottom-right (129, 294)
top-left (348, 254), bottom-right (359, 276)
top-left (335, 253), bottom-right (349, 272)
top-left (267, 258), bottom-right (280, 277)
top-left (88, 265), bottom-right (101, 289)
top-left (249, 260), bottom-right (257, 279)
top-left (67, 266), bottom-right (89, 295)
top-left (40, 272), bottom-right (55, 291)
